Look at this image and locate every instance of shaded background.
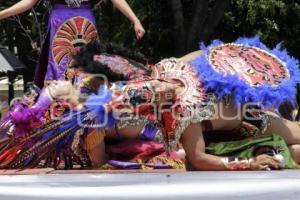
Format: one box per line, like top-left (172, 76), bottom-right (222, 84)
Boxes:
top-left (0, 0), bottom-right (299, 84)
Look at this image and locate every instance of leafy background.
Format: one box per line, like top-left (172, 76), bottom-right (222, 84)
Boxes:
top-left (0, 0), bottom-right (299, 84)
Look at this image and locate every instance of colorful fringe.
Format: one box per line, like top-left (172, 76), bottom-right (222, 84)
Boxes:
top-left (0, 87), bottom-right (112, 169)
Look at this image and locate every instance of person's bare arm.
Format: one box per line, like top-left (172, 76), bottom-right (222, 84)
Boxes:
top-left (179, 50), bottom-right (202, 63)
top-left (111, 0), bottom-right (145, 39)
top-left (181, 123), bottom-right (227, 170)
top-left (181, 123), bottom-right (281, 170)
top-left (0, 0), bottom-right (38, 20)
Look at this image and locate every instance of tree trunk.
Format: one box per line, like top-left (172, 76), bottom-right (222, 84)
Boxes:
top-left (170, 0), bottom-right (186, 56)
top-left (198, 0), bottom-right (231, 42)
top-left (5, 21), bottom-right (16, 102)
top-left (186, 0), bottom-right (208, 52)
top-left (15, 14), bottom-right (36, 86)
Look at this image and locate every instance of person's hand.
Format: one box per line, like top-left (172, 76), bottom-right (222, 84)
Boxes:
top-left (48, 81), bottom-right (73, 98)
top-left (47, 81), bottom-right (79, 106)
top-left (250, 154), bottom-right (281, 170)
top-left (134, 21), bottom-right (145, 39)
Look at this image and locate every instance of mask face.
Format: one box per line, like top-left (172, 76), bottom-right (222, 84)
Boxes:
top-left (23, 88), bottom-right (39, 107)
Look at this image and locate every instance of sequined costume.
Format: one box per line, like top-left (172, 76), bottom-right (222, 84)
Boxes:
top-left (115, 58), bottom-right (216, 151)
top-left (0, 37), bottom-right (299, 170)
top-left (0, 52), bottom-right (149, 169)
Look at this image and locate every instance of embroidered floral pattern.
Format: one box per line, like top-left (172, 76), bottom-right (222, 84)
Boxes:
top-left (93, 54), bottom-right (146, 79)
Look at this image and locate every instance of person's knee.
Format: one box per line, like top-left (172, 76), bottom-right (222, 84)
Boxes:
top-left (289, 145), bottom-right (300, 163)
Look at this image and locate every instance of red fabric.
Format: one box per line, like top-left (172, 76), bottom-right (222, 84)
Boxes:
top-left (0, 143), bottom-right (25, 166)
top-left (106, 140), bottom-right (165, 161)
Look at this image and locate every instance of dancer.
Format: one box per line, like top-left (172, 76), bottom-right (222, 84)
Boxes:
top-left (0, 41), bottom-right (150, 169)
top-left (0, 0), bottom-right (145, 88)
top-left (0, 37), bottom-right (299, 171)
top-left (66, 38), bottom-right (300, 170)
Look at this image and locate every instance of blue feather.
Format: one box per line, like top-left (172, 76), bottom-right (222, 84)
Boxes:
top-left (192, 35), bottom-right (300, 109)
top-left (85, 85), bottom-right (115, 128)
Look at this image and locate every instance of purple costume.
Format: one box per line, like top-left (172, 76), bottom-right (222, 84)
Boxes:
top-left (34, 0), bottom-right (99, 88)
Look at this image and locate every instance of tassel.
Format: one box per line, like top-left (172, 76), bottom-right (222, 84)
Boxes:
top-left (9, 125), bottom-right (79, 169)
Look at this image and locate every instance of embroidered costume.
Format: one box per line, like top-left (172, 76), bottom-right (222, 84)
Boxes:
top-left (193, 36), bottom-right (300, 109)
top-left (0, 37), bottom-right (299, 170)
top-left (116, 58), bottom-right (216, 151)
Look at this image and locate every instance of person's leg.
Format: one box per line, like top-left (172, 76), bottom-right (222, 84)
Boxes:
top-left (209, 102), bottom-right (300, 144)
top-left (210, 103), bottom-right (300, 162)
top-left (85, 130), bottom-right (107, 167)
top-left (179, 50), bottom-right (202, 63)
top-left (261, 116), bottom-right (300, 163)
top-left (265, 117), bottom-right (300, 145)
top-left (289, 145), bottom-right (300, 163)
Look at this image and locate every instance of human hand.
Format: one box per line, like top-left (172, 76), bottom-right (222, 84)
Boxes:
top-left (47, 81), bottom-right (79, 106)
top-left (0, 11), bottom-right (6, 21)
top-left (134, 21), bottom-right (145, 39)
top-left (250, 154), bottom-right (281, 170)
top-left (48, 81), bottom-right (73, 98)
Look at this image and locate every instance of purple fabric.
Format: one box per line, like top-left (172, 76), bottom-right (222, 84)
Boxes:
top-left (107, 160), bottom-right (142, 169)
top-left (34, 4), bottom-right (97, 83)
top-left (34, 89), bottom-right (52, 109)
top-left (145, 161), bottom-right (172, 169)
top-left (140, 123), bottom-right (159, 141)
top-left (107, 160), bottom-right (172, 169)
top-left (10, 104), bottom-right (45, 138)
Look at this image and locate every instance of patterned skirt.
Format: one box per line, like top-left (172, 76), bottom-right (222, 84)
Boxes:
top-left (34, 4), bottom-right (98, 88)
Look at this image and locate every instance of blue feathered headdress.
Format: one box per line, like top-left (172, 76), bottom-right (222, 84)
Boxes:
top-left (192, 36), bottom-right (300, 109)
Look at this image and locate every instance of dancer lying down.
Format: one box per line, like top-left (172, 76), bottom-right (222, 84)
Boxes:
top-left (0, 37), bottom-right (299, 171)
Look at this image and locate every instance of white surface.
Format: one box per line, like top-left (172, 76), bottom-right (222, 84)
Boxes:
top-left (0, 171), bottom-right (300, 200)
top-left (0, 54), bottom-right (12, 72)
top-left (0, 77), bottom-right (23, 91)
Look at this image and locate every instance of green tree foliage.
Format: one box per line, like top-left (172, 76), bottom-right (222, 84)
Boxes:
top-left (97, 0), bottom-right (300, 61)
top-left (97, 0), bottom-right (174, 62)
top-left (0, 0), bottom-right (299, 70)
top-left (214, 0), bottom-right (300, 58)
top-left (0, 1), bottom-right (49, 83)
